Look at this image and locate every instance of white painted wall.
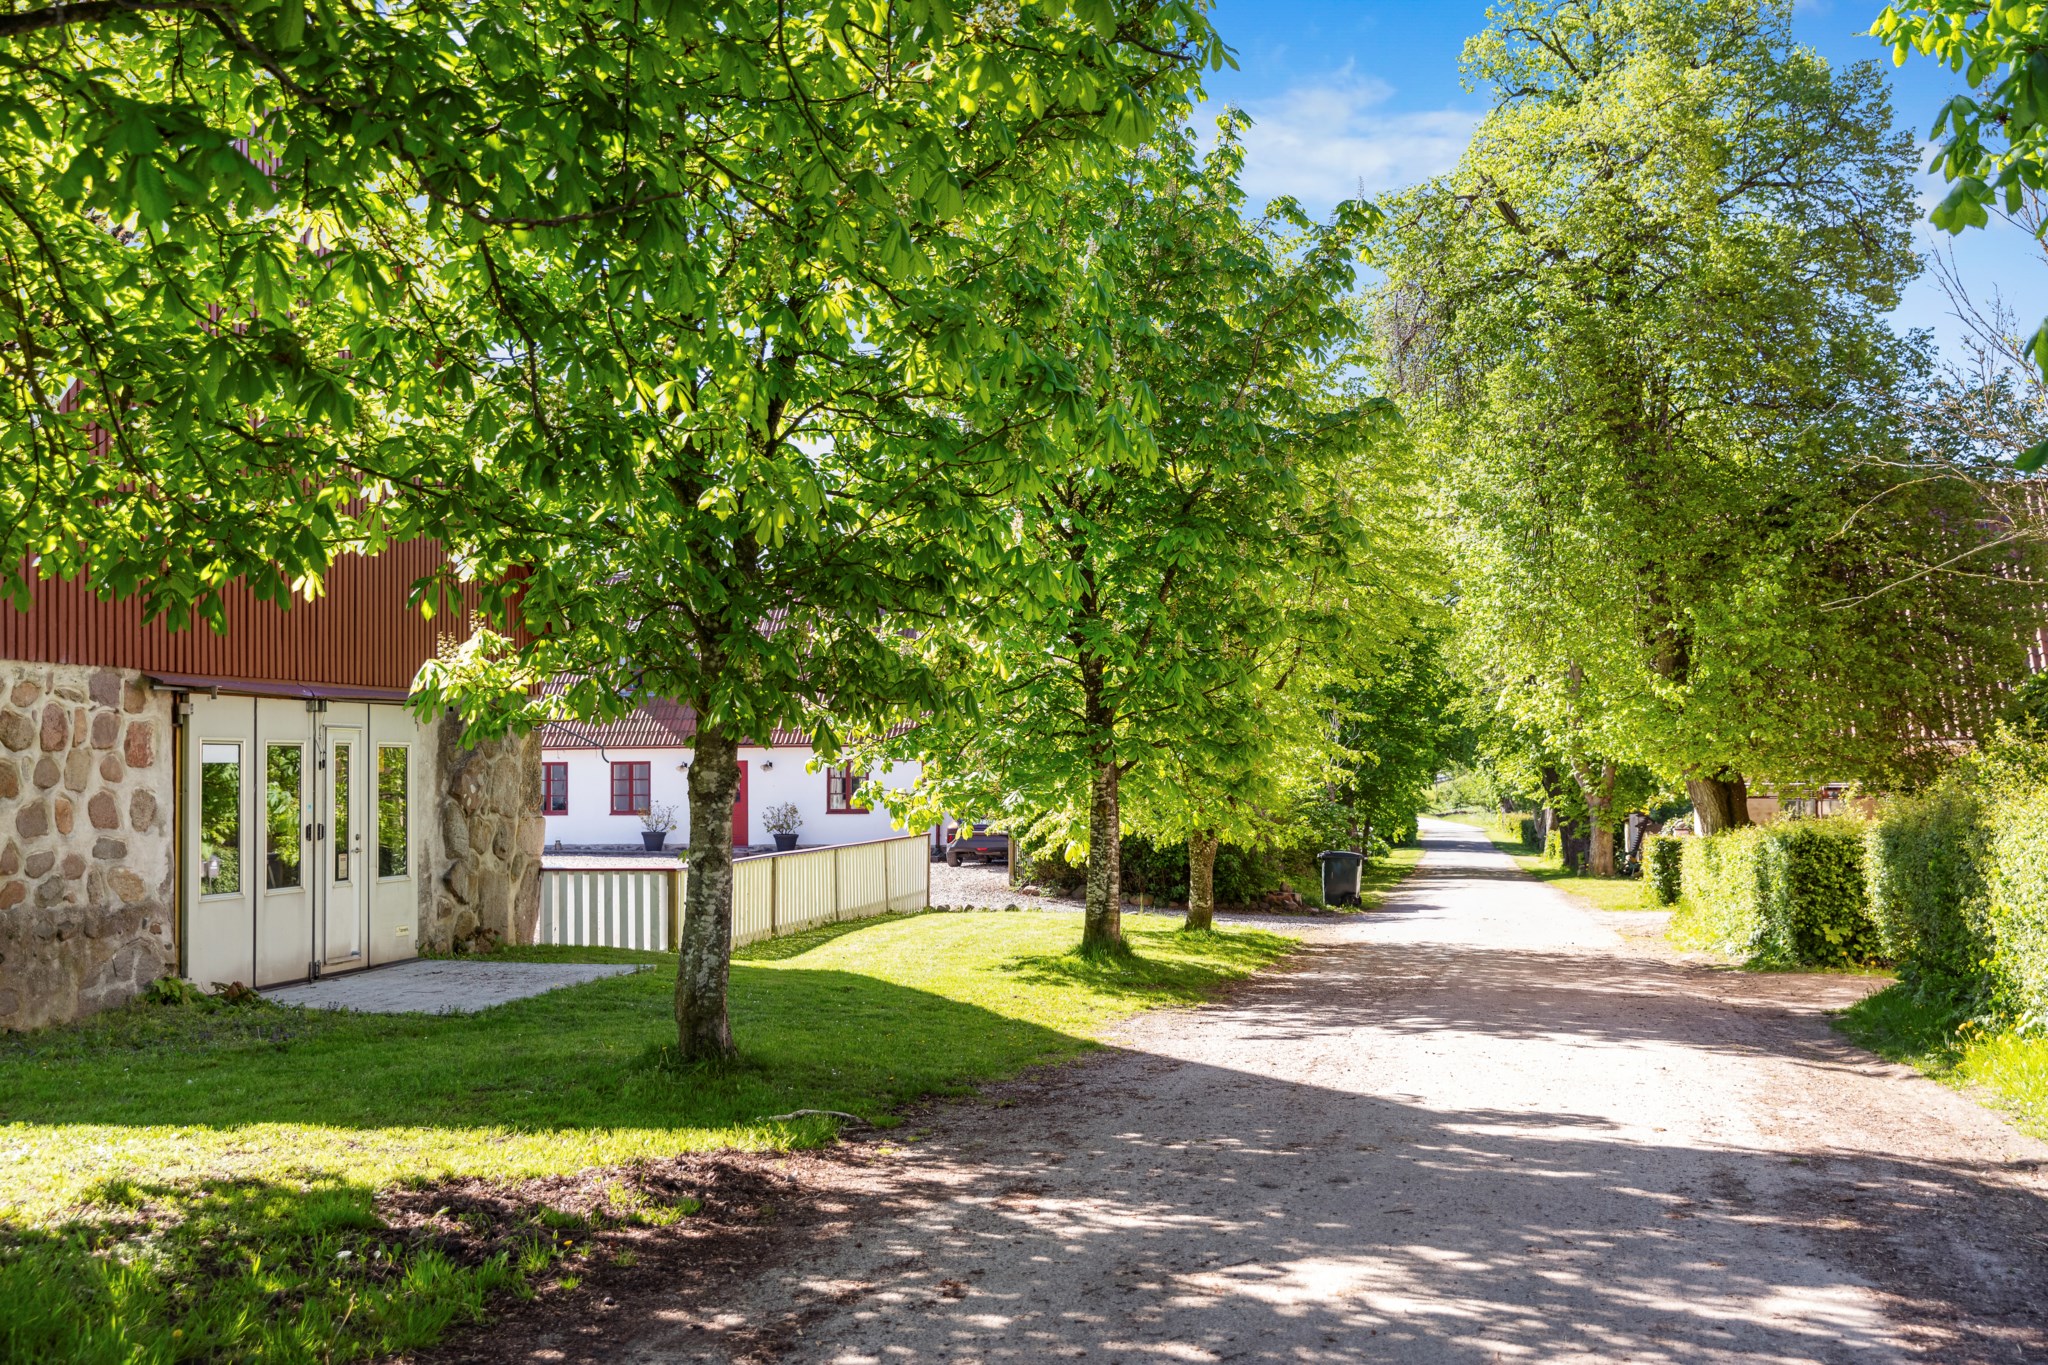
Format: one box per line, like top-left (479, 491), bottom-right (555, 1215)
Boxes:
top-left (540, 744), bottom-right (925, 849)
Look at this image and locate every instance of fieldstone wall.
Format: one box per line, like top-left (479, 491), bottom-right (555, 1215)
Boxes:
top-left (0, 663), bottom-right (174, 1031)
top-left (420, 715), bottom-right (544, 951)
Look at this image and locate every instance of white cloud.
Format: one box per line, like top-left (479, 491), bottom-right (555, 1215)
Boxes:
top-left (1211, 75), bottom-right (1482, 211)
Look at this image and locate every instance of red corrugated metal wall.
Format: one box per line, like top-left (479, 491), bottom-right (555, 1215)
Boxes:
top-left (0, 542), bottom-right (475, 691)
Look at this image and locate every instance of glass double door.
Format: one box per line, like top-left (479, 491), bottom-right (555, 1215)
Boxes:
top-left (186, 697), bottom-right (377, 988)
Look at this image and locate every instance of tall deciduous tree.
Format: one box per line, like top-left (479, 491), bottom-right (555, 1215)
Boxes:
top-left (1377, 0), bottom-right (2036, 842)
top-left (1122, 451), bottom-right (1431, 932)
top-left (1, 0), bottom-right (1221, 632)
top-left (5, 0), bottom-right (1221, 1059)
top-left (0, 0), bottom-right (513, 620)
top-left (387, 0), bottom-right (1227, 1061)
top-left (894, 118), bottom-right (1422, 951)
top-left (1318, 628), bottom-right (1469, 856)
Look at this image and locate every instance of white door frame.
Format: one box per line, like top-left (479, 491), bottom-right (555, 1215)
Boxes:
top-left (318, 717), bottom-right (368, 970)
top-left (182, 695), bottom-right (426, 987)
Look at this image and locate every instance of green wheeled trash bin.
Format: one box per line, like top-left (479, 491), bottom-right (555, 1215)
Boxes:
top-left (1318, 850), bottom-right (1365, 907)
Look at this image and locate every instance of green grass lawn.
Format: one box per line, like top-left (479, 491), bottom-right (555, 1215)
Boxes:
top-left (1836, 986), bottom-right (2048, 1140)
top-left (0, 911), bottom-right (1292, 1364)
top-left (1452, 817), bottom-right (1656, 913)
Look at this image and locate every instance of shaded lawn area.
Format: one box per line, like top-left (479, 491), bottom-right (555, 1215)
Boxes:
top-left (1453, 817), bottom-right (1655, 913)
top-left (1837, 985), bottom-right (2048, 1141)
top-left (0, 911), bottom-right (1292, 1364)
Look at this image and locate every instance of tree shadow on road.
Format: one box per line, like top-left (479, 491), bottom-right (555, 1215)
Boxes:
top-left (531, 1044), bottom-right (2048, 1365)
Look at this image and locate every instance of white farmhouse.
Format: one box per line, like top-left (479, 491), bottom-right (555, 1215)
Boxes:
top-left (537, 694), bottom-right (924, 851)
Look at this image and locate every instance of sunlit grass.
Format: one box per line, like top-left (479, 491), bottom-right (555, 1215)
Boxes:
top-left (1357, 844), bottom-right (1426, 910)
top-left (0, 911), bottom-right (1293, 1362)
top-left (1837, 986), bottom-right (2048, 1139)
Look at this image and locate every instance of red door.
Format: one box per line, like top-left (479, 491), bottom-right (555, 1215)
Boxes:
top-left (732, 760), bottom-right (749, 847)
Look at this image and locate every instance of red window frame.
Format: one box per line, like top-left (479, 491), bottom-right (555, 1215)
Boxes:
top-left (825, 765), bottom-right (869, 814)
top-left (540, 762), bottom-right (569, 815)
top-left (610, 761), bottom-right (651, 815)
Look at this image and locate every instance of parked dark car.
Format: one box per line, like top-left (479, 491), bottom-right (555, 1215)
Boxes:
top-left (944, 822), bottom-right (1010, 867)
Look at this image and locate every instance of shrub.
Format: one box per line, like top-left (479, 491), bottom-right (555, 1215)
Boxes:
top-left (1517, 815), bottom-right (1539, 851)
top-left (1543, 829), bottom-right (1562, 864)
top-left (1763, 819), bottom-right (1879, 965)
top-left (1984, 780), bottom-right (2048, 1029)
top-left (1119, 836), bottom-right (1189, 903)
top-left (1019, 834), bottom-right (1321, 908)
top-left (1674, 820), bottom-right (1876, 967)
top-left (1863, 786), bottom-right (1992, 1011)
top-left (1674, 827), bottom-right (1767, 955)
top-left (1641, 834), bottom-right (1682, 906)
top-left (1859, 734), bottom-right (2048, 1027)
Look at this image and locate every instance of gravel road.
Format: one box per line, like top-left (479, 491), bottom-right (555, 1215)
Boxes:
top-left (542, 820), bottom-right (2048, 1363)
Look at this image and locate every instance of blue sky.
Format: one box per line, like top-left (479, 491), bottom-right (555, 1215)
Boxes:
top-left (1193, 0), bottom-right (2043, 363)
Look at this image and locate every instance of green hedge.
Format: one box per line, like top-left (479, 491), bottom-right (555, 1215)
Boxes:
top-left (1985, 784), bottom-right (2048, 1027)
top-left (1517, 815), bottom-right (1539, 851)
top-left (1861, 736), bottom-right (2048, 1026)
top-left (1863, 786), bottom-right (1992, 1009)
top-left (1023, 834), bottom-right (1323, 907)
top-left (1674, 819), bottom-right (1877, 967)
top-left (1674, 827), bottom-right (1767, 955)
top-left (1641, 834), bottom-right (1683, 906)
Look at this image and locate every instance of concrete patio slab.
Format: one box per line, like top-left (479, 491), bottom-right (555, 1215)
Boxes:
top-left (263, 959), bottom-right (641, 1014)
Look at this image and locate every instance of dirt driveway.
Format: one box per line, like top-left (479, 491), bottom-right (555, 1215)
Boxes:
top-left (478, 820), bottom-right (2048, 1363)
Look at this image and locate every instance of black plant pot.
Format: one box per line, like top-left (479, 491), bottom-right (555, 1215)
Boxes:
top-left (772, 832), bottom-right (799, 852)
top-left (641, 830), bottom-right (668, 852)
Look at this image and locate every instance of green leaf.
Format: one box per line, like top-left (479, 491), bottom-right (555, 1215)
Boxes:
top-left (274, 0), bottom-right (306, 50)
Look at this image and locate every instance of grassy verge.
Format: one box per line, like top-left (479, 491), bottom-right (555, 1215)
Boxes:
top-left (1837, 986), bottom-right (2048, 1139)
top-left (1357, 844), bottom-right (1426, 910)
top-left (1451, 816), bottom-right (1656, 913)
top-left (0, 911), bottom-right (1291, 1363)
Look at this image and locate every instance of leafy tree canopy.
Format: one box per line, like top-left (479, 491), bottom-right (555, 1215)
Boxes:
top-left (886, 115), bottom-right (1429, 950)
top-left (1877, 1), bottom-right (2048, 424)
top-left (1376, 0), bottom-right (2037, 836)
top-left (2, 0), bottom-right (1221, 629)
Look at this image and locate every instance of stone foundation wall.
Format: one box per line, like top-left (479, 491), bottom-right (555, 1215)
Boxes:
top-left (420, 715), bottom-right (544, 951)
top-left (0, 663), bottom-right (174, 1031)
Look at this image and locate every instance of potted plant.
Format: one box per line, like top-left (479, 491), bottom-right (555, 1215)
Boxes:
top-left (763, 802), bottom-right (802, 852)
top-left (639, 802), bottom-right (678, 852)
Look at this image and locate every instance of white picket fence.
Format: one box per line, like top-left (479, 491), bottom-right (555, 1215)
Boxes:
top-left (534, 832), bottom-right (930, 950)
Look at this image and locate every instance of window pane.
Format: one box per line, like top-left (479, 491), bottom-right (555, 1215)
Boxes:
top-left (613, 762), bottom-right (650, 814)
top-left (828, 766), bottom-right (865, 813)
top-left (265, 745), bottom-right (303, 890)
top-left (333, 743), bottom-right (352, 882)
top-left (378, 746), bottom-right (409, 878)
top-left (199, 744), bottom-right (241, 896)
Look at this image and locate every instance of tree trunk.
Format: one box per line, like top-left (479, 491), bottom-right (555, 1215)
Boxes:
top-left (1185, 828), bottom-right (1219, 932)
top-left (1568, 758), bottom-right (1618, 878)
top-left (1082, 760), bottom-right (1123, 954)
top-left (1584, 761), bottom-right (1617, 877)
top-left (1687, 771), bottom-right (1751, 834)
top-left (674, 726), bottom-right (740, 1061)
